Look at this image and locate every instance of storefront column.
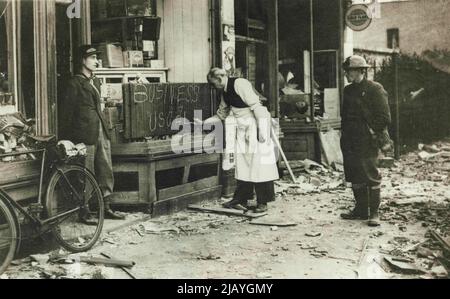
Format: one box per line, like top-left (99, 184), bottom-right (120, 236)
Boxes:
top-left (72, 0), bottom-right (91, 62)
top-left (267, 0), bottom-right (279, 118)
top-left (34, 0), bottom-right (57, 135)
top-left (210, 0), bottom-right (222, 68)
top-left (6, 1), bottom-right (19, 113)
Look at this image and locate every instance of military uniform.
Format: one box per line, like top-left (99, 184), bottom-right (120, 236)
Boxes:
top-left (341, 78), bottom-right (391, 224)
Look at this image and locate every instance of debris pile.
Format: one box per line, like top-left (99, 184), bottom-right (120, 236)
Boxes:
top-left (380, 141), bottom-right (450, 234)
top-left (277, 159), bottom-right (345, 196)
top-left (0, 113), bottom-right (37, 162)
top-left (0, 249), bottom-right (138, 279)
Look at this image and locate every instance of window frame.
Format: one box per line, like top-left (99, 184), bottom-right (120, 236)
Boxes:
top-left (0, 0), bottom-right (19, 114)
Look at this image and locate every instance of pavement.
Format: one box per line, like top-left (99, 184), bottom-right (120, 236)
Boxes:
top-left (1, 140), bottom-right (449, 279)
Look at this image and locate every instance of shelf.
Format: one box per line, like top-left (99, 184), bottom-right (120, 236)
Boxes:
top-left (92, 16), bottom-right (160, 23)
top-left (248, 18), bottom-right (266, 31)
top-left (235, 35), bottom-right (267, 45)
top-left (96, 67), bottom-right (168, 73)
top-left (278, 58), bottom-right (297, 65)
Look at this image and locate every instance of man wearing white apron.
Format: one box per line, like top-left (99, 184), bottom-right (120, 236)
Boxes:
top-left (197, 68), bottom-right (279, 213)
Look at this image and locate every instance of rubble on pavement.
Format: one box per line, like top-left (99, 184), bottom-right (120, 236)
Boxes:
top-left (3, 140), bottom-right (450, 279)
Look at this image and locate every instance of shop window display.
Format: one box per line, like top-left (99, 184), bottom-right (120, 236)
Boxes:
top-left (0, 1), bottom-right (14, 107)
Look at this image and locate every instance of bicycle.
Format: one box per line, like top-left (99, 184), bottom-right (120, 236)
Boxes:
top-left (0, 126), bottom-right (104, 275)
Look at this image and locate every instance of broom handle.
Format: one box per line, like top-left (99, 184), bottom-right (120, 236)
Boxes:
top-left (271, 127), bottom-right (298, 184)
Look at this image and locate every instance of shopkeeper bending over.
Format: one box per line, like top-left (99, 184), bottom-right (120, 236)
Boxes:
top-left (196, 68), bottom-right (279, 213)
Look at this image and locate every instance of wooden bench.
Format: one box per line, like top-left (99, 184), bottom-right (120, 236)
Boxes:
top-left (110, 140), bottom-right (222, 216)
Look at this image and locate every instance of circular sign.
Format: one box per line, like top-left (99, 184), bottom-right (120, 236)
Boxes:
top-left (345, 4), bottom-right (373, 31)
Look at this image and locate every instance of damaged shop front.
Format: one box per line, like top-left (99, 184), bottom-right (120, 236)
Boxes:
top-left (0, 0), bottom-right (222, 215)
top-left (216, 0), bottom-right (348, 194)
top-left (0, 0), bottom-right (349, 215)
top-left (0, 0), bottom-right (85, 202)
top-left (88, 0), bottom-right (222, 216)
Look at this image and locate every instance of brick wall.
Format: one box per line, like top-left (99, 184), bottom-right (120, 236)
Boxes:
top-left (353, 0), bottom-right (450, 54)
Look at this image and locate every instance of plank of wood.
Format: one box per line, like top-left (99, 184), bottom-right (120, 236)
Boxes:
top-left (188, 204), bottom-right (245, 216)
top-left (79, 256), bottom-right (135, 268)
top-left (100, 252), bottom-right (137, 279)
top-left (158, 176), bottom-right (218, 201)
top-left (429, 230), bottom-right (450, 253)
top-left (249, 219), bottom-right (297, 227)
top-left (319, 130), bottom-right (343, 167)
top-left (187, 204), bottom-right (267, 219)
top-left (155, 153), bottom-right (219, 171)
top-left (383, 256), bottom-right (426, 274)
top-left (123, 84), bottom-right (131, 139)
top-left (109, 192), bottom-right (140, 205)
top-left (357, 238), bottom-right (370, 267)
top-left (153, 186), bottom-right (222, 217)
top-left (104, 214), bottom-right (152, 234)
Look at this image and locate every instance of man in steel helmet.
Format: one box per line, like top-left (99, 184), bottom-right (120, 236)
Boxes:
top-left (340, 55), bottom-right (391, 227)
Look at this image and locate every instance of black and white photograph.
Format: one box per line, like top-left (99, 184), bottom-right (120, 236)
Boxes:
top-left (0, 0), bottom-right (449, 282)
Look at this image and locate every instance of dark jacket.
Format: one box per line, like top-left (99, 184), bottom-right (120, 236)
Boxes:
top-left (59, 74), bottom-right (110, 145)
top-left (341, 78), bottom-right (391, 158)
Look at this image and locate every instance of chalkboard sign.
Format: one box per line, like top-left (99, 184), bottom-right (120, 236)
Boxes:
top-left (123, 83), bottom-right (213, 139)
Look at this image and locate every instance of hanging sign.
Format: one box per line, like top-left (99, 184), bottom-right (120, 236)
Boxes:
top-left (345, 4), bottom-right (373, 31)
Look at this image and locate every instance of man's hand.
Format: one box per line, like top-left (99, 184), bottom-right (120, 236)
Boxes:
top-left (193, 118), bottom-right (203, 126)
top-left (258, 132), bottom-right (266, 143)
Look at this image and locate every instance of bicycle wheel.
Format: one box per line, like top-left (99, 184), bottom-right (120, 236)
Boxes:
top-left (0, 198), bottom-right (19, 275)
top-left (45, 164), bottom-right (104, 252)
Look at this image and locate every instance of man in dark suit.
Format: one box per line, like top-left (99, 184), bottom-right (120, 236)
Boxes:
top-left (340, 55), bottom-right (391, 227)
top-left (60, 45), bottom-right (124, 220)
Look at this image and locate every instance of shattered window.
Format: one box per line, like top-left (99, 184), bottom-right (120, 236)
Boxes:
top-left (0, 0), bottom-right (15, 108)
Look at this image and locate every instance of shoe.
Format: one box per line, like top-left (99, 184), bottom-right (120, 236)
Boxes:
top-left (253, 204), bottom-right (268, 213)
top-left (368, 218), bottom-right (380, 227)
top-left (340, 210), bottom-right (367, 220)
top-left (104, 200), bottom-right (125, 220)
top-left (223, 199), bottom-right (248, 211)
top-left (368, 187), bottom-right (381, 227)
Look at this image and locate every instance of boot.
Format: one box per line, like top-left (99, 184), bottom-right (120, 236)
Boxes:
top-left (104, 197), bottom-right (125, 220)
top-left (341, 184), bottom-right (369, 220)
top-left (368, 187), bottom-right (381, 227)
top-left (254, 203), bottom-right (268, 213)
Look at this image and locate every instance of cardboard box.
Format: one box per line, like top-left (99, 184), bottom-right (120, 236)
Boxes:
top-left (150, 60), bottom-right (165, 68)
top-left (123, 51), bottom-right (144, 67)
top-left (97, 43), bottom-right (124, 68)
top-left (143, 40), bottom-right (156, 58)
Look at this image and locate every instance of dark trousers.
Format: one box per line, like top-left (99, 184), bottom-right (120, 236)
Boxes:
top-left (233, 180), bottom-right (275, 204)
top-left (343, 154), bottom-right (381, 187)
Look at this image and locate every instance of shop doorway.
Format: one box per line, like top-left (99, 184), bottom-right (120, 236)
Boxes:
top-left (277, 0), bottom-right (342, 120)
top-left (233, 0), bottom-right (269, 101)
